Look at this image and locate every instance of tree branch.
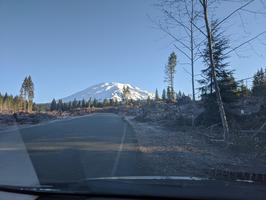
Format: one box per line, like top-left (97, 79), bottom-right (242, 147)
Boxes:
top-left (162, 9), bottom-right (191, 36)
top-left (225, 31), bottom-right (266, 55)
top-left (214, 0), bottom-right (255, 29)
top-left (159, 23), bottom-right (191, 50)
top-left (173, 44), bottom-right (191, 60)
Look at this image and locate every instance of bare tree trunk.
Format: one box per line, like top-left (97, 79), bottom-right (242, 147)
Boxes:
top-left (24, 100), bottom-right (27, 112)
top-left (190, 0), bottom-right (195, 103)
top-left (190, 0), bottom-right (195, 127)
top-left (28, 100), bottom-right (32, 113)
top-left (170, 72), bottom-right (174, 101)
top-left (201, 0), bottom-right (229, 140)
top-left (210, 75), bottom-right (213, 94)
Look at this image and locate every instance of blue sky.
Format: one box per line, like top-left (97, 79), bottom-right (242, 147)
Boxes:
top-left (0, 0), bottom-right (265, 103)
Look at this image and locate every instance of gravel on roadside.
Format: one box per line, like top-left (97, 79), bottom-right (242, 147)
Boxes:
top-left (125, 116), bottom-right (266, 179)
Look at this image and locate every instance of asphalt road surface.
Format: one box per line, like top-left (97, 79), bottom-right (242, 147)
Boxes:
top-left (0, 113), bottom-right (149, 185)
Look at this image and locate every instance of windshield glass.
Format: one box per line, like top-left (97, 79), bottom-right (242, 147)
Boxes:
top-left (0, 0), bottom-right (266, 197)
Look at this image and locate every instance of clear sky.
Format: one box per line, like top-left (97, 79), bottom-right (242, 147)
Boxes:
top-left (0, 0), bottom-right (265, 103)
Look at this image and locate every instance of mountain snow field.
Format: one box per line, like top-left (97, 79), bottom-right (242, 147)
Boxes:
top-left (62, 82), bottom-right (154, 102)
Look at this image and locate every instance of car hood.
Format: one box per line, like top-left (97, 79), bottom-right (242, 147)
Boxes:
top-left (1, 176), bottom-right (266, 200)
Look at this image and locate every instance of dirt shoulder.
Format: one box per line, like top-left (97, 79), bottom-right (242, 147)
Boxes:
top-left (125, 116), bottom-right (266, 179)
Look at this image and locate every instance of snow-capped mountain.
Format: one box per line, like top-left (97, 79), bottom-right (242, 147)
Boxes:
top-left (62, 82), bottom-right (154, 102)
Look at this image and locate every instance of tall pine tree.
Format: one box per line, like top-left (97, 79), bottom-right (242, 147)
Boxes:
top-left (198, 21), bottom-right (237, 103)
top-left (165, 52), bottom-right (177, 101)
top-left (20, 76), bottom-right (35, 112)
top-left (155, 89), bottom-right (160, 101)
top-left (50, 99), bottom-right (57, 111)
top-left (166, 86), bottom-right (171, 101)
top-left (162, 89), bottom-right (166, 101)
top-left (252, 68), bottom-right (266, 96)
top-left (27, 76), bottom-right (34, 112)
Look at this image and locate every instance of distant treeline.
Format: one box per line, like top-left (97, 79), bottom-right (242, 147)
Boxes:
top-left (0, 93), bottom-right (37, 113)
top-left (49, 91), bottom-right (192, 112)
top-left (0, 76), bottom-right (35, 113)
top-left (50, 98), bottom-right (123, 111)
top-left (0, 93), bottom-right (23, 113)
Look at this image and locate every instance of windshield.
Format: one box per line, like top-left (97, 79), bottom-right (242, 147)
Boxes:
top-left (0, 0), bottom-right (266, 198)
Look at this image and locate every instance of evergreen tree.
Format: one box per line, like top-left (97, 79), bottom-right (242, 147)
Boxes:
top-left (122, 86), bottom-right (131, 103)
top-left (166, 86), bottom-right (171, 101)
top-left (176, 91), bottom-right (182, 100)
top-left (162, 89), bottom-right (166, 101)
top-left (72, 98), bottom-right (78, 109)
top-left (92, 99), bottom-right (97, 107)
top-left (77, 100), bottom-right (81, 108)
top-left (109, 98), bottom-right (114, 106)
top-left (165, 52), bottom-right (177, 101)
top-left (155, 89), bottom-right (160, 101)
top-left (103, 99), bottom-right (109, 107)
top-left (0, 93), bottom-right (34, 113)
top-left (98, 101), bottom-right (103, 108)
top-left (19, 76), bottom-right (35, 112)
top-left (20, 77), bottom-right (27, 111)
top-left (0, 94), bottom-right (3, 112)
top-left (50, 99), bottom-right (57, 111)
top-left (218, 71), bottom-right (238, 102)
top-left (147, 96), bottom-right (151, 104)
top-left (27, 76), bottom-right (34, 112)
top-left (57, 100), bottom-right (63, 111)
top-left (238, 81), bottom-right (250, 97)
top-left (252, 68), bottom-right (266, 96)
top-left (18, 95), bottom-right (23, 112)
top-left (62, 102), bottom-right (66, 111)
top-left (114, 98), bottom-right (119, 106)
top-left (3, 93), bottom-right (8, 111)
top-left (196, 22), bottom-right (238, 127)
top-left (198, 21), bottom-right (237, 102)
top-left (68, 101), bottom-right (72, 110)
top-left (6, 95), bottom-right (13, 111)
top-left (81, 99), bottom-right (86, 108)
top-left (176, 91), bottom-right (191, 105)
top-left (86, 98), bottom-right (92, 108)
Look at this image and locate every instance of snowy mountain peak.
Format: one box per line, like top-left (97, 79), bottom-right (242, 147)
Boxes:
top-left (62, 82), bottom-right (154, 102)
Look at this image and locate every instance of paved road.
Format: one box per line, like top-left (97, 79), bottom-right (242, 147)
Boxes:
top-left (0, 113), bottom-right (149, 185)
